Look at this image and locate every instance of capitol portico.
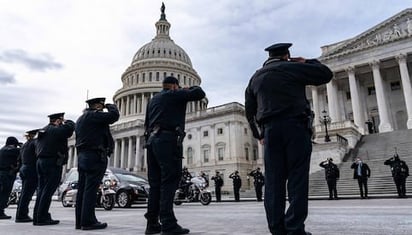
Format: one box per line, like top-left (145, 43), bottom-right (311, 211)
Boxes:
top-left (309, 9), bottom-right (412, 147)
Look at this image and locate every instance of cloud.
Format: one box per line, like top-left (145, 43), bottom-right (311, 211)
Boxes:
top-left (0, 69), bottom-right (15, 84)
top-left (0, 49), bottom-right (63, 71)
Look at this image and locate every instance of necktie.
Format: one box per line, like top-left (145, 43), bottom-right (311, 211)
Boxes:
top-left (357, 163), bottom-right (362, 176)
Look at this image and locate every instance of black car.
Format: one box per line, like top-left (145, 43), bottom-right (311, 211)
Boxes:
top-left (59, 167), bottom-right (149, 208)
top-left (107, 167), bottom-right (149, 208)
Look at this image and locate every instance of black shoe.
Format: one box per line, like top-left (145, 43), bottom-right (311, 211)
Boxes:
top-left (15, 216), bottom-right (33, 223)
top-left (161, 225), bottom-right (190, 235)
top-left (145, 222), bottom-right (161, 234)
top-left (34, 219), bottom-right (60, 226)
top-left (306, 232), bottom-right (312, 235)
top-left (0, 214), bottom-right (12, 220)
top-left (81, 222), bottom-right (108, 230)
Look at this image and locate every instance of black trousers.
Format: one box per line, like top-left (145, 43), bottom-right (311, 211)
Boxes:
top-left (357, 177), bottom-right (368, 198)
top-left (33, 158), bottom-right (62, 222)
top-left (215, 186), bottom-right (221, 202)
top-left (326, 179), bottom-right (338, 199)
top-left (233, 186), bottom-right (240, 201)
top-left (263, 118), bottom-right (312, 235)
top-left (16, 164), bottom-right (38, 218)
top-left (145, 132), bottom-right (182, 231)
top-left (0, 171), bottom-right (16, 213)
top-left (394, 176), bottom-right (407, 197)
top-left (75, 151), bottom-right (107, 228)
top-left (255, 183), bottom-right (263, 201)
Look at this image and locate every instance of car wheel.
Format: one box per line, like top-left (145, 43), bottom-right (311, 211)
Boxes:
top-left (117, 191), bottom-right (132, 208)
top-left (61, 192), bottom-right (71, 207)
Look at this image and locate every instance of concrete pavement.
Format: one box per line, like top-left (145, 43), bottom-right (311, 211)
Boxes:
top-left (1, 198), bottom-right (411, 234)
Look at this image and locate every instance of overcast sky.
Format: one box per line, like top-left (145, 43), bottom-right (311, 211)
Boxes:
top-left (0, 0), bottom-right (410, 145)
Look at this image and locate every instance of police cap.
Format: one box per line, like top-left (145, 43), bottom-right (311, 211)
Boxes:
top-left (86, 97), bottom-right (106, 106)
top-left (163, 76), bottom-right (179, 86)
top-left (25, 129), bottom-right (39, 136)
top-left (5, 136), bottom-right (19, 146)
top-left (48, 112), bottom-right (65, 120)
top-left (265, 43), bottom-right (292, 56)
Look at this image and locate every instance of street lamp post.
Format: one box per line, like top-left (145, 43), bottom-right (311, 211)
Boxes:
top-left (320, 110), bottom-right (331, 142)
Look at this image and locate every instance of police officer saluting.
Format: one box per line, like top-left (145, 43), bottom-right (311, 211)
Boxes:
top-left (319, 158), bottom-right (340, 200)
top-left (229, 170), bottom-right (241, 202)
top-left (33, 113), bottom-right (75, 226)
top-left (384, 153), bottom-right (409, 198)
top-left (245, 43), bottom-right (332, 235)
top-left (248, 167), bottom-right (264, 201)
top-left (144, 76), bottom-right (205, 235)
top-left (0, 137), bottom-right (21, 219)
top-left (15, 129), bottom-right (39, 222)
top-left (211, 171), bottom-right (223, 202)
top-left (75, 97), bottom-right (119, 230)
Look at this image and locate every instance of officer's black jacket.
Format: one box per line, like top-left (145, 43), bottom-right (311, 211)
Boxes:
top-left (0, 145), bottom-right (20, 170)
top-left (145, 86), bottom-right (205, 131)
top-left (36, 120), bottom-right (75, 158)
top-left (75, 104), bottom-right (120, 153)
top-left (245, 58), bottom-right (333, 139)
top-left (249, 170), bottom-right (265, 185)
top-left (20, 139), bottom-right (37, 165)
top-left (229, 173), bottom-right (242, 188)
top-left (384, 158), bottom-right (409, 178)
top-left (319, 161), bottom-right (340, 180)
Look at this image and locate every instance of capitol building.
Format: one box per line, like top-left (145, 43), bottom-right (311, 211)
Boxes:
top-left (67, 6), bottom-right (412, 190)
top-left (67, 5), bottom-right (261, 191)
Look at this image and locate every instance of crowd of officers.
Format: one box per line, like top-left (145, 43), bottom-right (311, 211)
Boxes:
top-left (319, 154), bottom-right (409, 200)
top-left (178, 167), bottom-right (265, 203)
top-left (0, 97), bottom-right (120, 231)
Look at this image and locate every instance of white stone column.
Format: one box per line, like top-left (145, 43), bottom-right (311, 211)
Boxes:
top-left (311, 86), bottom-right (320, 123)
top-left (347, 66), bottom-right (365, 134)
top-left (135, 136), bottom-right (141, 171)
top-left (370, 61), bottom-right (393, 132)
top-left (326, 78), bottom-right (340, 122)
top-left (126, 96), bottom-right (130, 116)
top-left (397, 54), bottom-right (412, 129)
top-left (67, 147), bottom-right (73, 169)
top-left (142, 94), bottom-right (147, 115)
top-left (73, 149), bottom-right (78, 167)
top-left (127, 136), bottom-right (133, 169)
top-left (210, 124), bottom-right (216, 164)
top-left (114, 140), bottom-right (119, 168)
top-left (121, 138), bottom-right (126, 168)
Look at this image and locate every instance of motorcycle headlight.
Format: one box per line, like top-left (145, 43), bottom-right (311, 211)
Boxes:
top-left (104, 180), bottom-right (111, 187)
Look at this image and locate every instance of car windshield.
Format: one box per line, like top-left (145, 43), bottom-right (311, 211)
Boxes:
top-left (115, 173), bottom-right (147, 183)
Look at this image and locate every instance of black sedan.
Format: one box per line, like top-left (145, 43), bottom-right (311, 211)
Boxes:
top-left (107, 167), bottom-right (149, 208)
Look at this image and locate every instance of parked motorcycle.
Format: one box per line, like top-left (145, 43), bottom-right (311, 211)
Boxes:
top-left (62, 179), bottom-right (116, 210)
top-left (174, 176), bottom-right (212, 206)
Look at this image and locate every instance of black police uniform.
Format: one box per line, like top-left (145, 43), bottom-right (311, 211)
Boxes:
top-left (75, 98), bottom-right (119, 230)
top-left (384, 155), bottom-right (409, 198)
top-left (319, 160), bottom-right (340, 199)
top-left (248, 169), bottom-right (265, 201)
top-left (229, 172), bottom-right (241, 201)
top-left (16, 130), bottom-right (39, 222)
top-left (245, 43), bottom-right (332, 235)
top-left (144, 76), bottom-right (205, 234)
top-left (33, 113), bottom-right (75, 225)
top-left (211, 173), bottom-right (223, 202)
top-left (179, 168), bottom-right (192, 196)
top-left (351, 161), bottom-right (371, 199)
top-left (0, 137), bottom-right (20, 219)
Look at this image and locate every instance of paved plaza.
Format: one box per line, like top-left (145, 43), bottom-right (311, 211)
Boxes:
top-left (1, 198), bottom-right (411, 235)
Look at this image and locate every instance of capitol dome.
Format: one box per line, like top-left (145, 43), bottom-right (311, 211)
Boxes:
top-left (113, 3), bottom-right (208, 123)
top-left (132, 36), bottom-right (193, 67)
